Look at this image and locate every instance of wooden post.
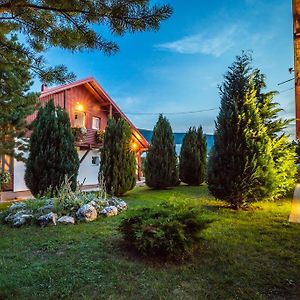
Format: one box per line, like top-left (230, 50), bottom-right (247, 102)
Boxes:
top-left (109, 104), bottom-right (112, 118)
top-left (136, 152), bottom-right (142, 181)
top-left (293, 0), bottom-right (300, 138)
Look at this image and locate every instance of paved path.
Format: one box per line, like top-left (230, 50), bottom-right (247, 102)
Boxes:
top-left (289, 183), bottom-right (300, 223)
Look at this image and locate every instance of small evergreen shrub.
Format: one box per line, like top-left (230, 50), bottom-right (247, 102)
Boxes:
top-left (119, 202), bottom-right (212, 261)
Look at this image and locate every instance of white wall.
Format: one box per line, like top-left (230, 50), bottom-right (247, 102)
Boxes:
top-left (77, 149), bottom-right (101, 186)
top-left (13, 149), bottom-right (101, 192)
top-left (13, 158), bottom-right (28, 192)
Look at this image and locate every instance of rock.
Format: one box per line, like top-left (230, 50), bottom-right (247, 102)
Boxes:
top-left (107, 197), bottom-right (128, 213)
top-left (12, 214), bottom-right (33, 227)
top-left (37, 212), bottom-right (57, 227)
top-left (57, 216), bottom-right (75, 225)
top-left (76, 204), bottom-right (97, 222)
top-left (40, 203), bottom-right (54, 213)
top-left (8, 202), bottom-right (27, 213)
top-left (116, 200), bottom-right (128, 213)
top-left (5, 211), bottom-right (33, 227)
top-left (101, 206), bottom-right (118, 217)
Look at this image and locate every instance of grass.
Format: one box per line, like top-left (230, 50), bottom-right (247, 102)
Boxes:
top-left (0, 185), bottom-right (300, 299)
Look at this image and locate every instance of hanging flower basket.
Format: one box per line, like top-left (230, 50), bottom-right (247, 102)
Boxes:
top-left (0, 171), bottom-right (11, 199)
top-left (95, 129), bottom-right (105, 144)
top-left (72, 127), bottom-right (87, 142)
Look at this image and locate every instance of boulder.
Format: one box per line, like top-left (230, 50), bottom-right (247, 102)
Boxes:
top-left (76, 204), bottom-right (97, 222)
top-left (101, 206), bottom-right (118, 217)
top-left (40, 203), bottom-right (54, 214)
top-left (57, 216), bottom-right (75, 225)
top-left (37, 212), bottom-right (57, 227)
top-left (107, 197), bottom-right (128, 213)
top-left (8, 202), bottom-right (27, 213)
top-left (5, 211), bottom-right (33, 227)
top-left (116, 200), bottom-right (128, 213)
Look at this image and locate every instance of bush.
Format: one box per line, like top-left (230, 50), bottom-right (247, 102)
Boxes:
top-left (100, 118), bottom-right (136, 196)
top-left (145, 114), bottom-right (178, 188)
top-left (119, 202), bottom-right (212, 261)
top-left (25, 100), bottom-right (79, 197)
top-left (0, 171), bottom-right (10, 191)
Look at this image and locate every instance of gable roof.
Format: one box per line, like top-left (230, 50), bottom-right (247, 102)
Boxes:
top-left (40, 77), bottom-right (149, 150)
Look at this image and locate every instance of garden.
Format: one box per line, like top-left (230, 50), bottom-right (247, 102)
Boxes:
top-left (0, 185), bottom-right (300, 299)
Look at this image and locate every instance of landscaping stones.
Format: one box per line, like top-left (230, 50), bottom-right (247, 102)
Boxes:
top-left (38, 212), bottom-right (57, 227)
top-left (101, 206), bottom-right (118, 217)
top-left (8, 202), bottom-right (27, 213)
top-left (76, 204), bottom-right (97, 222)
top-left (40, 203), bottom-right (54, 214)
top-left (57, 216), bottom-right (75, 225)
top-left (5, 211), bottom-right (33, 227)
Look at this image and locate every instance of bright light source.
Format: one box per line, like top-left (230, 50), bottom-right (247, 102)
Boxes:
top-left (76, 102), bottom-right (84, 112)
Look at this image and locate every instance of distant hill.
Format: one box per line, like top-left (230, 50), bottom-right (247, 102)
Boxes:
top-left (138, 129), bottom-right (214, 154)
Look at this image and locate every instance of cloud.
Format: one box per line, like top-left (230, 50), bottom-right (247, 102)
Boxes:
top-left (155, 26), bottom-right (238, 57)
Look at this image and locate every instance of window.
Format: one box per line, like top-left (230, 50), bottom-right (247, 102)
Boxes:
top-left (74, 111), bottom-right (86, 128)
top-left (92, 117), bottom-right (100, 130)
top-left (92, 156), bottom-right (100, 166)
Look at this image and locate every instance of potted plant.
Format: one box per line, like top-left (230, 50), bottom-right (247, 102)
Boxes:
top-left (95, 129), bottom-right (105, 144)
top-left (0, 171), bottom-right (11, 201)
top-left (72, 127), bottom-right (87, 142)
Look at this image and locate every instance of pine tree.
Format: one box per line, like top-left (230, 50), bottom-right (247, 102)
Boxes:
top-left (25, 100), bottom-right (79, 196)
top-left (208, 54), bottom-right (276, 208)
top-left (0, 35), bottom-right (37, 158)
top-left (100, 118), bottom-right (136, 196)
top-left (179, 127), bottom-right (207, 185)
top-left (145, 114), bottom-right (178, 188)
top-left (0, 1), bottom-right (172, 84)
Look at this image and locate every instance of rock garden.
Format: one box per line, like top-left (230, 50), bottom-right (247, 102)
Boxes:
top-left (0, 193), bottom-right (128, 228)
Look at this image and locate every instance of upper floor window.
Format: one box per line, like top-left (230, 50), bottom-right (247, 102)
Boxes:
top-left (92, 117), bottom-right (100, 130)
top-left (74, 111), bottom-right (86, 128)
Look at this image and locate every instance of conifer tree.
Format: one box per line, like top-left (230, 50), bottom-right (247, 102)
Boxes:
top-left (0, 36), bottom-right (37, 158)
top-left (25, 100), bottom-right (79, 196)
top-left (179, 126), bottom-right (207, 185)
top-left (253, 70), bottom-right (297, 197)
top-left (100, 118), bottom-right (136, 196)
top-left (208, 54), bottom-right (276, 208)
top-left (0, 1), bottom-right (172, 84)
top-left (145, 114), bottom-right (178, 188)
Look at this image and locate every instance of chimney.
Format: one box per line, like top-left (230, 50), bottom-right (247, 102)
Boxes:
top-left (41, 83), bottom-right (48, 92)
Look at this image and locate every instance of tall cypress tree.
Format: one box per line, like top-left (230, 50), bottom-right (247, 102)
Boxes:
top-left (100, 118), bottom-right (136, 196)
top-left (25, 100), bottom-right (79, 196)
top-left (208, 54), bottom-right (276, 208)
top-left (253, 70), bottom-right (297, 197)
top-left (145, 114), bottom-right (178, 188)
top-left (179, 126), bottom-right (207, 185)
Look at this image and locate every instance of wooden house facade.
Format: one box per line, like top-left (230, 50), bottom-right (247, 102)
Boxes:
top-left (2, 77), bottom-right (148, 194)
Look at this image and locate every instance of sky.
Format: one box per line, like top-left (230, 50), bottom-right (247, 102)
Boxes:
top-left (33, 0), bottom-right (295, 136)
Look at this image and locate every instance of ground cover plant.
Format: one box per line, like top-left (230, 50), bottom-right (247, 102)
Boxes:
top-left (119, 200), bottom-right (212, 260)
top-left (0, 185), bottom-right (299, 299)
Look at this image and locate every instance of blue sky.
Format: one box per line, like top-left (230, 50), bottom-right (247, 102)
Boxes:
top-left (34, 0), bottom-right (295, 135)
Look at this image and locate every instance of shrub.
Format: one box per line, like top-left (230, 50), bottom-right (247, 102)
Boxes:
top-left (119, 202), bottom-right (212, 261)
top-left (145, 114), bottom-right (178, 188)
top-left (25, 100), bottom-right (80, 197)
top-left (179, 126), bottom-right (207, 186)
top-left (100, 118), bottom-right (136, 196)
top-left (0, 171), bottom-right (10, 191)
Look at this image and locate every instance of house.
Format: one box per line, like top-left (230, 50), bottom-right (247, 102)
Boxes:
top-left (1, 77), bottom-right (148, 198)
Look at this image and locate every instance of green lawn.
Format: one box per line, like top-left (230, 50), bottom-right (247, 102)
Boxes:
top-left (0, 185), bottom-right (300, 299)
